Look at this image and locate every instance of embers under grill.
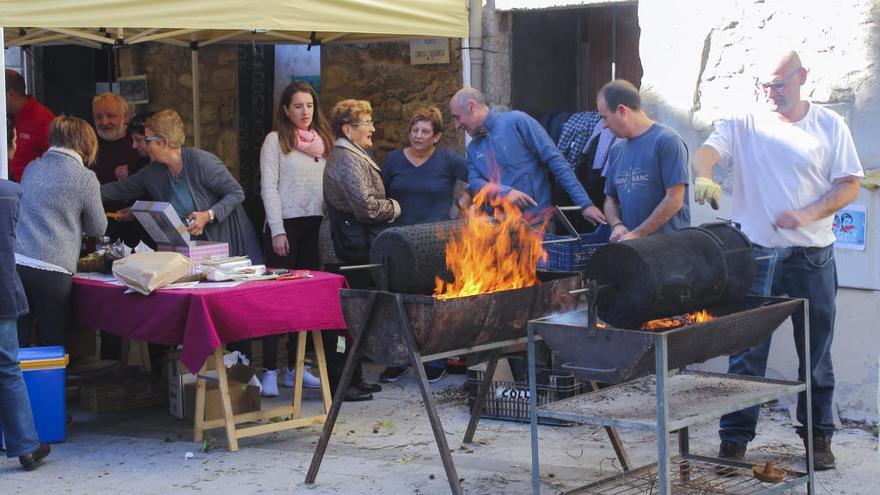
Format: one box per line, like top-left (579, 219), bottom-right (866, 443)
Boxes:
top-left (532, 296), bottom-right (803, 384)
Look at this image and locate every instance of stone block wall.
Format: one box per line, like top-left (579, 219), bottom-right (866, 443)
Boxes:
top-left (119, 44), bottom-right (240, 178)
top-left (320, 40), bottom-right (465, 164)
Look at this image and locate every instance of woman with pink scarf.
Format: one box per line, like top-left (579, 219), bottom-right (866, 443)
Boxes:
top-left (258, 81), bottom-right (334, 397)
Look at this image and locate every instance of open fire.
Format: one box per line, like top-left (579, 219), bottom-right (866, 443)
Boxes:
top-left (640, 309), bottom-right (715, 331)
top-left (434, 185), bottom-right (547, 299)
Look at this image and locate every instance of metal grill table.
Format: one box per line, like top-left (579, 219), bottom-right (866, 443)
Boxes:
top-left (568, 455), bottom-right (806, 495)
top-left (539, 371), bottom-right (804, 432)
top-left (526, 297), bottom-right (815, 495)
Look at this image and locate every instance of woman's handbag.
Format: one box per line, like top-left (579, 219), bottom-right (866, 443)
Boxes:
top-left (326, 203), bottom-right (372, 262)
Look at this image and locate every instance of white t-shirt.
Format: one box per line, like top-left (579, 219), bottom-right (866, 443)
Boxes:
top-left (704, 103), bottom-right (864, 248)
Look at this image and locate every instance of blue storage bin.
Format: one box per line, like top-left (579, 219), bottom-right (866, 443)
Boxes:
top-left (539, 224), bottom-right (611, 272)
top-left (0, 346), bottom-right (69, 445)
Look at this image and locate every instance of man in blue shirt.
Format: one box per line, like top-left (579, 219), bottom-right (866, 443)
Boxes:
top-left (448, 88), bottom-right (606, 225)
top-left (597, 80), bottom-right (690, 241)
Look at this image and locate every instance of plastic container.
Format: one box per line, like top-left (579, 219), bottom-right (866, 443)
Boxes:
top-left (467, 356), bottom-right (585, 426)
top-left (0, 346), bottom-right (69, 445)
top-left (539, 224), bottom-right (611, 272)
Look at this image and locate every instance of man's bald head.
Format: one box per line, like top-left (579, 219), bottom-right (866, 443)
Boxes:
top-left (449, 87), bottom-right (490, 137)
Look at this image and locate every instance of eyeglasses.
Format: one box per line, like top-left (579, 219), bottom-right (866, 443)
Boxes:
top-left (756, 68), bottom-right (802, 91)
top-left (350, 120), bottom-right (375, 128)
top-left (144, 136), bottom-right (163, 143)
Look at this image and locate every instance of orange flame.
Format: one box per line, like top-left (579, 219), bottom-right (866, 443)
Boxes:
top-left (641, 309), bottom-right (714, 331)
top-left (434, 185), bottom-right (547, 299)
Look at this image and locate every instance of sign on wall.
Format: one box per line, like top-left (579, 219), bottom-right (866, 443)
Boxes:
top-left (410, 39), bottom-right (450, 65)
top-left (833, 204), bottom-right (867, 251)
top-left (119, 75), bottom-right (149, 104)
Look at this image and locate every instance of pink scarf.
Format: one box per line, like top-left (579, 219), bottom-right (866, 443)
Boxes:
top-left (295, 129), bottom-right (326, 159)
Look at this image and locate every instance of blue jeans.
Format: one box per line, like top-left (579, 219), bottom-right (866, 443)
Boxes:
top-left (719, 244), bottom-right (837, 444)
top-left (0, 317), bottom-right (40, 457)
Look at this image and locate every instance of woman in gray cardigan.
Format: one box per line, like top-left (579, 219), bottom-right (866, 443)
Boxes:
top-left (15, 116), bottom-right (107, 347)
top-left (100, 110), bottom-right (262, 263)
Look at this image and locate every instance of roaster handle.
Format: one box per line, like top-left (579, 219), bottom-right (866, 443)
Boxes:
top-left (554, 205), bottom-right (582, 239)
top-left (560, 363), bottom-right (620, 377)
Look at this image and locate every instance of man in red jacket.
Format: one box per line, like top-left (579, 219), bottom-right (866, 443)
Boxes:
top-left (5, 69), bottom-right (55, 182)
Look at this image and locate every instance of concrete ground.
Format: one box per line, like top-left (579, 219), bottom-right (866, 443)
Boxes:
top-left (1, 363), bottom-right (877, 494)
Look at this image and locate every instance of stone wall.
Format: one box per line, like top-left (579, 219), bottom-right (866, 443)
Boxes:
top-left (320, 40), bottom-right (464, 164)
top-left (118, 44), bottom-right (240, 178)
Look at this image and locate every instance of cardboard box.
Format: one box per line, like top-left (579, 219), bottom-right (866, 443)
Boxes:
top-left (131, 200), bottom-right (229, 271)
top-left (131, 201), bottom-right (190, 247)
top-left (169, 240), bottom-right (229, 267)
top-left (167, 355), bottom-right (258, 420)
top-left (183, 382), bottom-right (261, 422)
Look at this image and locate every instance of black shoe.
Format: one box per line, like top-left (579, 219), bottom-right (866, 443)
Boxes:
top-left (342, 388), bottom-right (373, 402)
top-left (352, 381), bottom-right (382, 393)
top-left (19, 443), bottom-right (51, 471)
top-left (425, 366), bottom-right (447, 383)
top-left (805, 433), bottom-right (836, 471)
top-left (715, 440), bottom-right (746, 476)
top-left (379, 366), bottom-right (409, 383)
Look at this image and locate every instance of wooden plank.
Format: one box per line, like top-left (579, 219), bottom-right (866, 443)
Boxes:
top-left (311, 331), bottom-right (333, 413)
top-left (213, 349), bottom-right (240, 451)
top-left (234, 415), bottom-right (327, 439)
top-left (292, 331), bottom-right (308, 420)
top-left (193, 360), bottom-right (208, 442)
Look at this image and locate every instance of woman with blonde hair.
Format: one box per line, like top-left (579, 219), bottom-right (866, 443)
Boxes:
top-left (258, 81), bottom-right (333, 396)
top-left (101, 109), bottom-right (262, 261)
top-left (15, 116), bottom-right (107, 347)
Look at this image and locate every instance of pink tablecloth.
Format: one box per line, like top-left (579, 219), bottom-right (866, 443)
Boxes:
top-left (73, 272), bottom-right (347, 372)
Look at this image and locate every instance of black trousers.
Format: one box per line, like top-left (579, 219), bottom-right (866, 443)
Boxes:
top-left (320, 260), bottom-right (375, 391)
top-left (16, 265), bottom-right (72, 348)
top-left (262, 216), bottom-right (322, 370)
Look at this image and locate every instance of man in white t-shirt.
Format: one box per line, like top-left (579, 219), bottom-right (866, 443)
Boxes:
top-left (693, 50), bottom-right (863, 471)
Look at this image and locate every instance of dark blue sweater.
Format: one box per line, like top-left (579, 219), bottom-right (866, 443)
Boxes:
top-left (382, 148), bottom-right (468, 226)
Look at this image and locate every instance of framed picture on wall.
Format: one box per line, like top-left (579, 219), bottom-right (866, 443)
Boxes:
top-left (119, 75), bottom-right (149, 104)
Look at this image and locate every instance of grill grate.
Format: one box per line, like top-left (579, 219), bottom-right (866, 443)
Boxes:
top-left (566, 455), bottom-right (805, 495)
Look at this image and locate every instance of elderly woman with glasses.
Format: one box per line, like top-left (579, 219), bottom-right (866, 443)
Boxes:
top-left (100, 109), bottom-right (262, 262)
top-left (321, 99), bottom-right (399, 402)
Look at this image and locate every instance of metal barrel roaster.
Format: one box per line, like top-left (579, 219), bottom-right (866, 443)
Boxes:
top-left (582, 222), bottom-right (755, 328)
top-left (339, 271), bottom-right (582, 365)
top-left (368, 220), bottom-right (465, 294)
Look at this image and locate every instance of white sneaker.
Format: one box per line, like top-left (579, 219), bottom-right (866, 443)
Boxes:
top-left (260, 369), bottom-right (279, 397)
top-left (282, 366), bottom-right (321, 389)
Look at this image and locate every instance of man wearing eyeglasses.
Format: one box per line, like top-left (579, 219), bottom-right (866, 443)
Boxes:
top-left (693, 50), bottom-right (864, 470)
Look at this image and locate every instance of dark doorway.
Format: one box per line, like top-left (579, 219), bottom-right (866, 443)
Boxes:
top-left (511, 2), bottom-right (642, 114)
top-left (40, 45), bottom-right (113, 121)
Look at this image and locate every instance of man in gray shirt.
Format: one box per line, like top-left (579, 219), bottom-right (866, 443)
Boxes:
top-left (598, 80), bottom-right (690, 241)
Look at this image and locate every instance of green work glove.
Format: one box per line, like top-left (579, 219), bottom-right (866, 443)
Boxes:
top-left (694, 177), bottom-right (721, 210)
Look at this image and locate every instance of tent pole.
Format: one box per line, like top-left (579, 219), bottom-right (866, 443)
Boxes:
top-left (191, 39), bottom-right (201, 149)
top-left (1, 27), bottom-right (8, 179)
top-left (468, 0), bottom-right (483, 92)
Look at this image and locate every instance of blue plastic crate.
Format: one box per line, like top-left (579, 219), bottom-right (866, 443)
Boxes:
top-left (539, 224), bottom-right (611, 271)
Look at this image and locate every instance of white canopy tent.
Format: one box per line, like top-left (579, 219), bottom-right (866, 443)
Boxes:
top-left (1, 0), bottom-right (469, 178)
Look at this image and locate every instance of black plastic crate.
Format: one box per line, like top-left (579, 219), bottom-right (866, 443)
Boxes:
top-left (467, 356), bottom-right (585, 426)
top-left (539, 224), bottom-right (611, 272)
